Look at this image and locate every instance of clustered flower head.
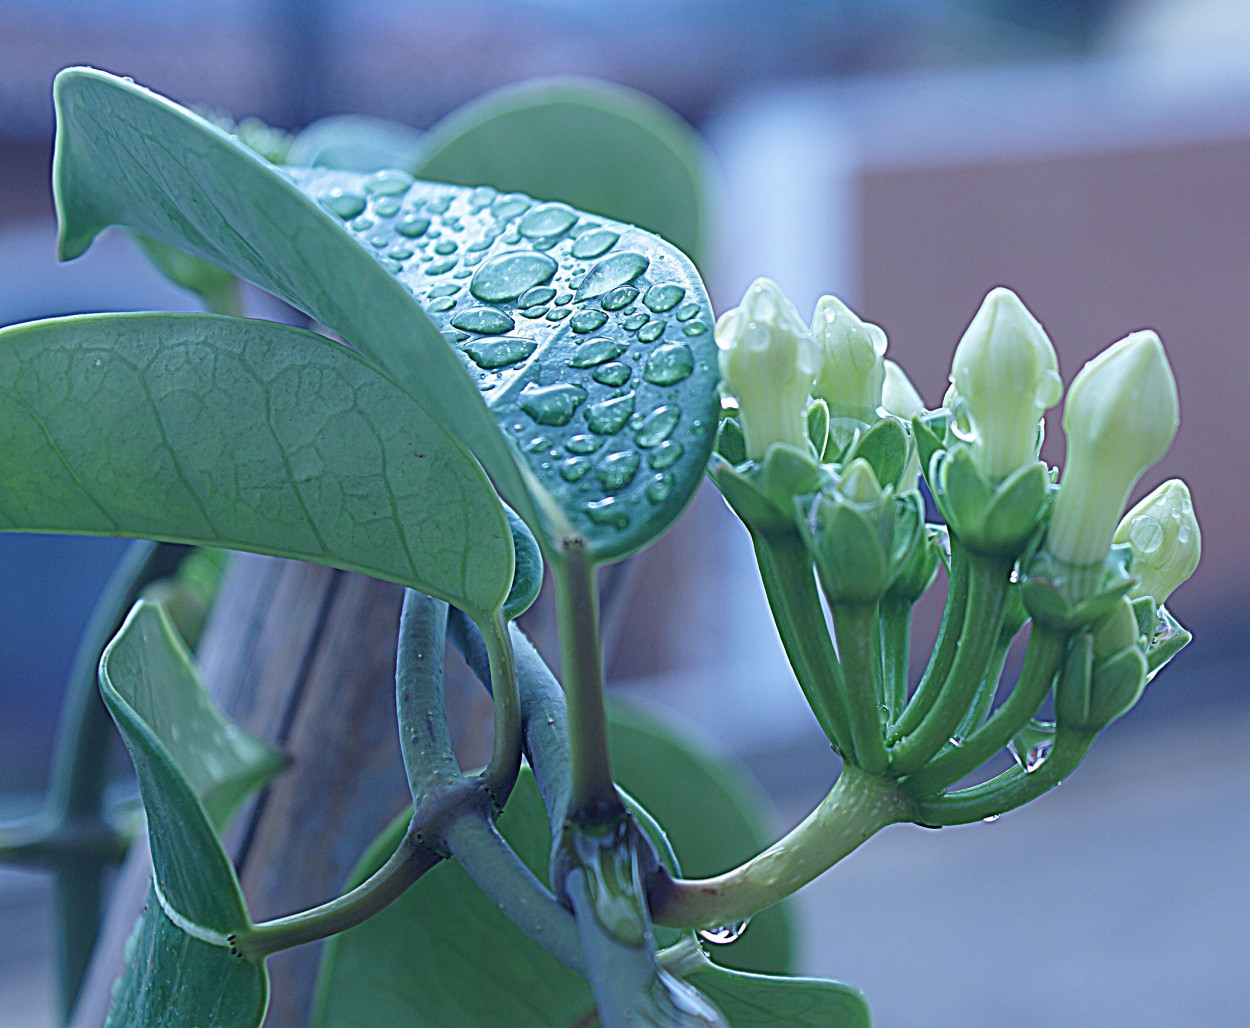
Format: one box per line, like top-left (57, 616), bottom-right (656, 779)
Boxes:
top-left (714, 278), bottom-right (1198, 606)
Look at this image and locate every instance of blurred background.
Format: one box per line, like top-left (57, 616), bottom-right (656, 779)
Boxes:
top-left (2, 0), bottom-right (1248, 1025)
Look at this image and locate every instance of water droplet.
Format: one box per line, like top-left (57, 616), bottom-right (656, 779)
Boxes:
top-left (982, 814), bottom-right (1000, 823)
top-left (373, 197), bottom-right (401, 217)
top-left (554, 292), bottom-right (573, 306)
top-left (434, 240), bottom-right (458, 256)
top-left (1129, 514), bottom-right (1164, 555)
top-left (322, 189), bottom-right (366, 219)
top-left (568, 338), bottom-right (627, 368)
top-left (643, 284), bottom-right (685, 312)
top-left (462, 336), bottom-right (537, 369)
top-left (519, 382), bottom-right (587, 426)
top-left (519, 202), bottom-right (578, 239)
top-left (560, 457), bottom-right (592, 482)
top-left (1008, 720), bottom-right (1056, 773)
top-left (468, 185), bottom-right (496, 209)
top-left (675, 302), bottom-right (701, 322)
top-left (586, 392), bottom-right (636, 434)
top-left (635, 405), bottom-right (681, 447)
top-left (699, 920), bottom-right (749, 945)
top-left (576, 252), bottom-right (650, 301)
top-left (601, 286), bottom-right (640, 311)
top-left (388, 247), bottom-right (414, 261)
top-left (643, 343), bottom-right (695, 385)
top-left (425, 257), bottom-right (458, 275)
top-left (365, 170), bottom-right (414, 196)
top-left (428, 296), bottom-right (455, 312)
top-left (470, 252), bottom-right (559, 302)
top-left (381, 258), bottom-right (402, 274)
top-left (491, 194), bottom-right (531, 220)
top-left (637, 320), bottom-right (665, 343)
top-left (566, 434), bottom-right (604, 455)
top-left (526, 435), bottom-right (552, 453)
top-left (554, 312), bottom-right (600, 341)
top-left (427, 194), bottom-right (453, 215)
top-left (585, 496), bottom-right (629, 529)
top-left (649, 440), bottom-right (683, 469)
top-left (451, 307), bottom-right (515, 335)
top-left (593, 362), bottom-right (632, 387)
top-left (596, 451), bottom-right (641, 491)
top-left (520, 307), bottom-right (549, 319)
top-left (545, 308), bottom-right (570, 321)
top-left (396, 214), bottom-right (431, 238)
top-left (349, 216), bottom-right (374, 233)
top-left (646, 473), bottom-right (674, 503)
top-left (518, 286), bottom-right (557, 308)
top-left (571, 229), bottom-right (620, 259)
top-left (948, 736), bottom-right (964, 748)
top-left (430, 284), bottom-right (461, 298)
top-left (682, 321), bottom-right (709, 336)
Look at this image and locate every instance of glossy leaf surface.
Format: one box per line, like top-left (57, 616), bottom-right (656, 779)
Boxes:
top-left (415, 77), bottom-right (709, 266)
top-left (0, 312), bottom-right (512, 616)
top-left (99, 601), bottom-right (272, 1026)
top-left (53, 68), bottom-right (718, 561)
top-left (687, 964), bottom-right (872, 1028)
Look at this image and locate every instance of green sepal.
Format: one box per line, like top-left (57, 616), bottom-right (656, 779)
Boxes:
top-left (502, 507), bottom-right (543, 620)
top-left (801, 479), bottom-right (923, 606)
top-left (911, 409), bottom-right (951, 489)
top-left (715, 413), bottom-right (748, 467)
top-left (1131, 595), bottom-right (1158, 639)
top-left (1020, 545), bottom-right (1136, 631)
top-left (845, 416), bottom-right (909, 491)
top-left (805, 398), bottom-right (830, 460)
top-left (885, 517), bottom-right (943, 605)
top-left (709, 445), bottom-right (829, 537)
top-left (933, 447), bottom-right (1050, 558)
top-left (1086, 646), bottom-right (1149, 729)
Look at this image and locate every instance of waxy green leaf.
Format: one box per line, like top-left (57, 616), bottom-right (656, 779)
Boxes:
top-left (53, 68), bottom-right (717, 562)
top-left (414, 77), bottom-right (710, 267)
top-left (99, 601), bottom-right (276, 1027)
top-left (0, 312), bottom-right (512, 617)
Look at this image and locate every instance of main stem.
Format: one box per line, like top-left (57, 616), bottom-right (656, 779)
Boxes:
top-left (552, 540), bottom-right (619, 818)
top-left (648, 766), bottom-right (912, 929)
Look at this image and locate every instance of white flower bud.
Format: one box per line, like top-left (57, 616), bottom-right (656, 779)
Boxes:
top-left (882, 359), bottom-right (925, 420)
top-left (716, 278), bottom-right (822, 460)
top-left (950, 288), bottom-right (1062, 482)
top-left (1048, 331), bottom-right (1179, 565)
top-left (810, 295), bottom-right (887, 423)
top-left (1113, 479), bottom-right (1200, 605)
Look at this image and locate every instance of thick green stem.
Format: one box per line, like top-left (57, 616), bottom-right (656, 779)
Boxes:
top-left (480, 612), bottom-right (522, 808)
top-left (552, 541), bottom-right (619, 819)
top-left (648, 767), bottom-right (911, 929)
top-left (904, 626), bottom-right (1070, 795)
top-left (915, 729), bottom-right (1094, 826)
top-left (831, 603), bottom-right (889, 775)
top-left (890, 544), bottom-right (968, 742)
top-left (879, 598), bottom-right (912, 727)
top-left (238, 830), bottom-right (440, 957)
top-left (752, 532), bottom-right (854, 757)
top-left (890, 556), bottom-right (1011, 775)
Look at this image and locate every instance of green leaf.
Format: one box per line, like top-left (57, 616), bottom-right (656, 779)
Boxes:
top-left (288, 113), bottom-right (425, 172)
top-left (0, 312), bottom-right (512, 617)
top-left (607, 701), bottom-right (796, 976)
top-left (313, 768), bottom-right (596, 1027)
top-left (686, 963), bottom-right (871, 1028)
top-left (99, 600), bottom-right (273, 1027)
top-left (53, 68), bottom-right (718, 563)
top-left (414, 77), bottom-right (710, 266)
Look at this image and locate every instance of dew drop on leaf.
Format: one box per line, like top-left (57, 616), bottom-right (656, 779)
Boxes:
top-left (469, 252), bottom-right (559, 302)
top-left (643, 343), bottom-right (695, 385)
top-left (576, 252), bottom-right (650, 301)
